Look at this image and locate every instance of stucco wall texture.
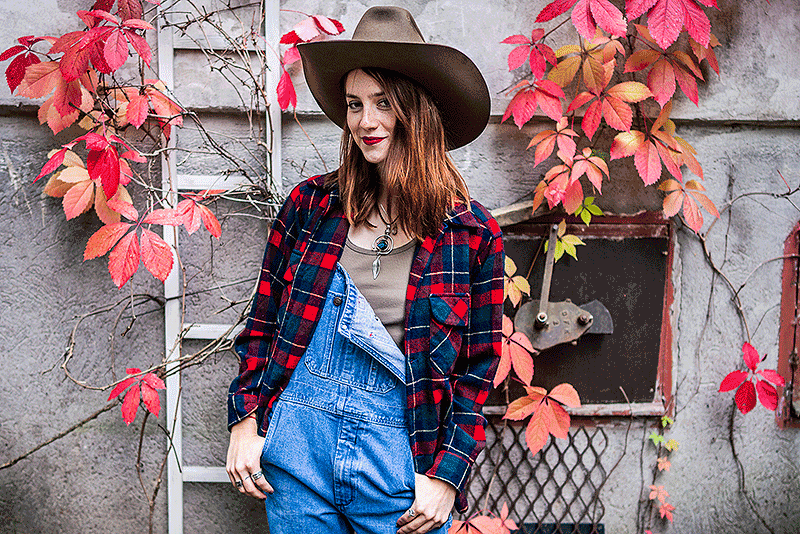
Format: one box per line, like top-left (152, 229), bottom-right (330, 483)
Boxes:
top-left (1, 0), bottom-right (799, 533)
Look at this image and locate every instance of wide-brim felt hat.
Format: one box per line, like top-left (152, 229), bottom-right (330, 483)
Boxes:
top-left (297, 6), bottom-right (490, 150)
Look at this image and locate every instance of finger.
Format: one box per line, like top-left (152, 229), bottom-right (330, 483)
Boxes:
top-left (241, 474), bottom-right (268, 499)
top-left (251, 470), bottom-right (274, 495)
top-left (396, 514), bottom-right (430, 534)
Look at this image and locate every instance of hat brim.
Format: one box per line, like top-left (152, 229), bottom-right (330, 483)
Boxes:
top-left (297, 40), bottom-right (490, 150)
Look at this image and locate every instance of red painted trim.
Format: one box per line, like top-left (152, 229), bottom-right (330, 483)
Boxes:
top-left (777, 221), bottom-right (800, 428)
top-left (658, 223), bottom-right (675, 417)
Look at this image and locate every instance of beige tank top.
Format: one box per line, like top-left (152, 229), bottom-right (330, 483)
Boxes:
top-left (339, 237), bottom-right (417, 347)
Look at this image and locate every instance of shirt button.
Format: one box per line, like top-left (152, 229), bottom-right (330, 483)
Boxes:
top-left (333, 296), bottom-right (343, 306)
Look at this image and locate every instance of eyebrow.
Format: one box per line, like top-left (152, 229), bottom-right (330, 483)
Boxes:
top-left (345, 91), bottom-right (386, 99)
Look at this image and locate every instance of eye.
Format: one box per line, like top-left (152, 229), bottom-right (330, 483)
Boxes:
top-left (347, 100), bottom-right (362, 111)
top-left (377, 98), bottom-right (391, 109)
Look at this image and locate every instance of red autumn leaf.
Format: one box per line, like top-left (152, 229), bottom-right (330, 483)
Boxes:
top-left (657, 456), bottom-right (671, 471)
top-left (124, 28), bottom-right (152, 66)
top-left (756, 380), bottom-right (778, 411)
top-left (503, 80), bottom-right (565, 128)
top-left (571, 0), bottom-right (627, 41)
top-left (140, 380), bottom-right (161, 417)
top-left (757, 369), bottom-right (785, 387)
top-left (509, 384), bottom-right (580, 455)
top-left (734, 379), bottom-right (756, 414)
top-left (198, 203), bottom-right (222, 238)
top-left (505, 386), bottom-right (547, 420)
top-left (279, 31), bottom-right (301, 46)
top-left (142, 208), bottom-right (179, 225)
top-left (126, 93), bottom-right (149, 127)
top-left (277, 68), bottom-right (296, 110)
top-left (563, 180), bottom-right (584, 214)
top-left (313, 15), bottom-right (345, 35)
top-left (509, 331), bottom-right (535, 386)
top-left (283, 46), bottom-right (301, 66)
top-left (62, 179), bottom-right (95, 219)
top-left (659, 502), bottom-right (676, 522)
top-left (87, 145), bottom-right (121, 199)
top-left (16, 60), bottom-right (61, 98)
top-left (4, 52), bottom-right (41, 93)
top-left (682, 192), bottom-right (703, 232)
top-left (104, 29), bottom-right (129, 71)
top-left (108, 230), bottom-right (140, 288)
top-left (634, 138), bottom-right (662, 186)
top-left (502, 31), bottom-right (556, 79)
top-left (674, 64), bottom-right (699, 105)
top-left (35, 145), bottom-right (73, 182)
top-left (0, 45), bottom-right (25, 62)
top-left (649, 484), bottom-right (669, 503)
top-left (140, 228), bottom-right (173, 282)
top-left (690, 34), bottom-right (719, 75)
top-left (107, 376), bottom-right (137, 401)
top-left (721, 342), bottom-right (784, 414)
top-left (107, 196), bottom-right (139, 221)
top-left (536, 0), bottom-right (578, 22)
top-left (719, 370), bottom-right (748, 392)
top-left (85, 222), bottom-right (131, 260)
top-left (742, 341), bottom-right (759, 371)
top-left (643, 0), bottom-right (713, 50)
top-left (548, 383), bottom-right (581, 407)
top-left (525, 411), bottom-right (551, 455)
top-left (121, 383), bottom-right (140, 424)
top-left (571, 150), bottom-right (606, 189)
top-left (527, 117), bottom-right (578, 167)
top-left (117, 0), bottom-right (144, 21)
top-left (646, 59), bottom-right (676, 107)
top-left (142, 373), bottom-right (166, 390)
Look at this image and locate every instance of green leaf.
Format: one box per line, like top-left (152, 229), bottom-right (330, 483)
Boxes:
top-left (580, 208), bottom-right (591, 225)
top-left (561, 234), bottom-right (585, 246)
top-left (661, 415), bottom-right (674, 428)
top-left (554, 240), bottom-right (565, 261)
top-left (563, 240), bottom-right (577, 260)
top-left (648, 430), bottom-right (665, 447)
top-left (587, 204), bottom-right (603, 216)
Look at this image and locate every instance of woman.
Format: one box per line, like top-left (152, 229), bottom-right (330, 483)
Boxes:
top-left (226, 7), bottom-right (503, 534)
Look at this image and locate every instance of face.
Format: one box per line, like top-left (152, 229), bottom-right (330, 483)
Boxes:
top-left (345, 69), bottom-right (397, 166)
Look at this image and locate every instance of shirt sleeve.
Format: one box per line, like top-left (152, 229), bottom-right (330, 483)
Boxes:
top-left (227, 185), bottom-right (304, 430)
top-left (426, 218), bottom-right (504, 510)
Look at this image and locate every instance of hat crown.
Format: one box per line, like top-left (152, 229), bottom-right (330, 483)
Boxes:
top-left (352, 6), bottom-right (426, 44)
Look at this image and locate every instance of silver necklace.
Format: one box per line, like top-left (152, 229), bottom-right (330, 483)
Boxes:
top-left (372, 204), bottom-right (398, 279)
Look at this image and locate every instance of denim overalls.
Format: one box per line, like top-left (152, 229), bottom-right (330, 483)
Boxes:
top-left (260, 264), bottom-right (451, 534)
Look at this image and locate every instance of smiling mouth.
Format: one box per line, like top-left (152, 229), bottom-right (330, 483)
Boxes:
top-left (362, 137), bottom-right (385, 146)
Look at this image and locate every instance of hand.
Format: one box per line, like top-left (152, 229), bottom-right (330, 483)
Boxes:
top-left (396, 474), bottom-right (456, 534)
top-left (226, 416), bottom-right (273, 499)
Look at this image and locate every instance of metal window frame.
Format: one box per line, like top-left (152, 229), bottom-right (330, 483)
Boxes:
top-left (491, 208), bottom-right (676, 418)
top-left (157, 1), bottom-right (282, 531)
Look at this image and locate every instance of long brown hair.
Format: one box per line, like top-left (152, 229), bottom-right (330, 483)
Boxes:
top-left (331, 67), bottom-right (470, 239)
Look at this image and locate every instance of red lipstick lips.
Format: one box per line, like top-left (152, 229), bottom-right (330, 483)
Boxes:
top-left (362, 137), bottom-right (384, 145)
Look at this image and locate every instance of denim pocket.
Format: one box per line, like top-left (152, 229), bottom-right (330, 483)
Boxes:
top-left (428, 293), bottom-right (470, 375)
top-left (260, 401), bottom-right (284, 467)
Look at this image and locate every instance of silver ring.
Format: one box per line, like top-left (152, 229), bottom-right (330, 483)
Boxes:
top-left (235, 480), bottom-right (244, 488)
top-left (251, 471), bottom-right (263, 481)
top-left (407, 508), bottom-right (416, 517)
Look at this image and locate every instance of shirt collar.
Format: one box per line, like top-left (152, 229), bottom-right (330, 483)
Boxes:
top-left (306, 174), bottom-right (480, 229)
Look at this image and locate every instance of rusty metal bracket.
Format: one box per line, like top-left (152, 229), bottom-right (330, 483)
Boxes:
top-left (514, 223), bottom-right (613, 351)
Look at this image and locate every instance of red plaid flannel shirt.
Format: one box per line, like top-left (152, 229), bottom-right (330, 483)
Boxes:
top-left (229, 174), bottom-right (503, 512)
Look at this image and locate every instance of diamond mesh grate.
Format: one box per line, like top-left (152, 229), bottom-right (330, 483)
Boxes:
top-left (460, 417), bottom-right (608, 534)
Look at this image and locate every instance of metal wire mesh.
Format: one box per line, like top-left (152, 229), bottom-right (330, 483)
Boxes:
top-left (461, 417), bottom-right (608, 534)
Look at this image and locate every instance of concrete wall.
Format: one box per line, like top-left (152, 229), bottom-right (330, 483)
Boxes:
top-left (1, 0), bottom-right (799, 533)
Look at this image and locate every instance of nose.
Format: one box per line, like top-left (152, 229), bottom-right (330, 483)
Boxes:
top-left (360, 103), bottom-right (378, 130)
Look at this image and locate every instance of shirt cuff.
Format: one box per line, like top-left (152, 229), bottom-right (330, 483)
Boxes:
top-left (426, 449), bottom-right (474, 514)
